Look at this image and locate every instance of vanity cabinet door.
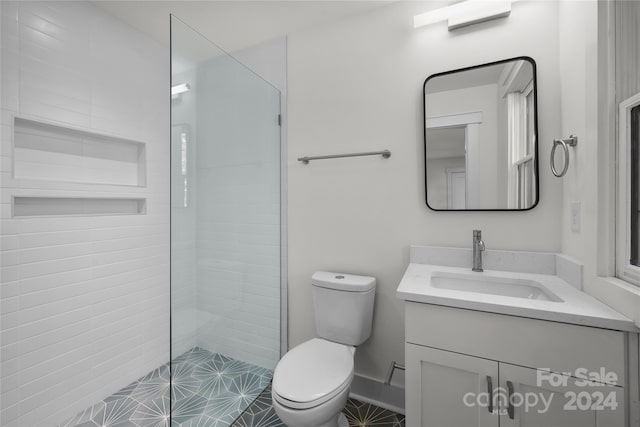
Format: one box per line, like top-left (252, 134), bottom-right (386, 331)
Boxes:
top-left (406, 343), bottom-right (499, 427)
top-left (498, 363), bottom-right (625, 427)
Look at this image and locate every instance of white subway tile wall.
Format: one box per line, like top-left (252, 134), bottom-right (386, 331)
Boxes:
top-left (190, 54), bottom-right (281, 370)
top-left (0, 2), bottom-right (169, 426)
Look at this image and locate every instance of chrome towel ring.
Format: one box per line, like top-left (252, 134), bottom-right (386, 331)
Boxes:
top-left (551, 134), bottom-right (578, 177)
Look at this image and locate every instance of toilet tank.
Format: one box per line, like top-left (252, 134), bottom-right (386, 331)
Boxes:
top-left (311, 271), bottom-right (376, 346)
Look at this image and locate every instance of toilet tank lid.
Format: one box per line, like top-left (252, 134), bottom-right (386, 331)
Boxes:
top-left (312, 271), bottom-right (376, 292)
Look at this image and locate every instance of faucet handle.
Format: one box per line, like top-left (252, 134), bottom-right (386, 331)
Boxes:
top-left (472, 229), bottom-right (485, 272)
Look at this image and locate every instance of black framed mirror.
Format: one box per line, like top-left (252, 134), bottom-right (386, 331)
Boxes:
top-left (424, 56), bottom-right (539, 211)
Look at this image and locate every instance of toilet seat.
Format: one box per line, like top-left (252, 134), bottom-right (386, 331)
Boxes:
top-left (272, 338), bottom-right (354, 410)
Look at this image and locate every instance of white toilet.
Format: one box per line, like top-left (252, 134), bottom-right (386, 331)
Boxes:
top-left (272, 271), bottom-right (376, 427)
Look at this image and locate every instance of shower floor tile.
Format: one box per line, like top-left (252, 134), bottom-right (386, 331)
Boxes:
top-left (59, 348), bottom-right (272, 427)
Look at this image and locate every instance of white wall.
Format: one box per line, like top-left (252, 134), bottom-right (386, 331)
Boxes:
top-left (287, 0), bottom-right (563, 387)
top-left (557, 1), bottom-right (640, 327)
top-left (558, 1), bottom-right (595, 265)
top-left (0, 2), bottom-right (169, 426)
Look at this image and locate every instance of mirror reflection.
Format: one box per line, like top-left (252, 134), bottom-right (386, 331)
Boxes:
top-left (424, 57), bottom-right (539, 211)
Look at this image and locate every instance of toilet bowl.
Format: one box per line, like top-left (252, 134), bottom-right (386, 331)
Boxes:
top-left (272, 338), bottom-right (354, 427)
top-left (271, 272), bottom-right (376, 427)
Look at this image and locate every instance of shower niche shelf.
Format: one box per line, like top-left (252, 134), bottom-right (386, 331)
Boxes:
top-left (13, 197), bottom-right (147, 217)
top-left (13, 117), bottom-right (146, 187)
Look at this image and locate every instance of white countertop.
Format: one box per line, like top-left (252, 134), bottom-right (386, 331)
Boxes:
top-left (396, 263), bottom-right (637, 332)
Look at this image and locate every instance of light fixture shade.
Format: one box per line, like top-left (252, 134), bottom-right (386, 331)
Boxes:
top-left (414, 0), bottom-right (513, 30)
top-left (448, 1), bottom-right (511, 30)
top-left (171, 83), bottom-right (191, 96)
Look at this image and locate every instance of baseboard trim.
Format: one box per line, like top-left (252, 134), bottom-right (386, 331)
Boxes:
top-left (349, 374), bottom-right (405, 415)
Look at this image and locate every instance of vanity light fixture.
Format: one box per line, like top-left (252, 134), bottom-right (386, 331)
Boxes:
top-left (171, 83), bottom-right (191, 97)
top-left (414, 0), bottom-right (514, 31)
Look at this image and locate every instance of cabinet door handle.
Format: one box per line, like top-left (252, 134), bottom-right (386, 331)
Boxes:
top-left (507, 380), bottom-right (515, 419)
top-left (486, 376), bottom-right (493, 414)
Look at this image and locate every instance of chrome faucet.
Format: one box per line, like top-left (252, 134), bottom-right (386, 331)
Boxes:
top-left (472, 230), bottom-right (485, 272)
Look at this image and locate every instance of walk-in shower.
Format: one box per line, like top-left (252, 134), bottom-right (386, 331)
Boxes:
top-left (49, 12), bottom-right (283, 427)
top-left (0, 1), bottom-right (282, 423)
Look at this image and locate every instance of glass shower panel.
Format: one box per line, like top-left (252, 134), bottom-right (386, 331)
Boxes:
top-left (170, 16), bottom-right (281, 424)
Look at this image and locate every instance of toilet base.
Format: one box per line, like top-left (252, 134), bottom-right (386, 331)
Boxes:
top-left (301, 411), bottom-right (348, 427)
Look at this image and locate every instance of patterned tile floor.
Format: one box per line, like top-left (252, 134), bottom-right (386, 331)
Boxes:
top-left (232, 384), bottom-right (405, 427)
top-left (60, 347), bottom-right (272, 427)
top-left (60, 347), bottom-right (404, 427)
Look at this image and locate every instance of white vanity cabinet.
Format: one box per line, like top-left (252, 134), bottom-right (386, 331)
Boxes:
top-left (498, 363), bottom-right (624, 427)
top-left (407, 344), bottom-right (500, 426)
top-left (405, 302), bottom-right (627, 427)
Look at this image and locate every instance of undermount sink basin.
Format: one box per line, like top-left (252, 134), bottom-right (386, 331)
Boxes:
top-left (430, 271), bottom-right (563, 302)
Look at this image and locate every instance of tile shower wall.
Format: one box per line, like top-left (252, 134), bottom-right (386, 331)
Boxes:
top-left (193, 53), bottom-right (281, 370)
top-left (171, 32), bottom-right (284, 370)
top-left (0, 2), bottom-right (169, 426)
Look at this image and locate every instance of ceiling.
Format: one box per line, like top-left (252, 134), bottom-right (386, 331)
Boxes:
top-left (93, 1), bottom-right (393, 53)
